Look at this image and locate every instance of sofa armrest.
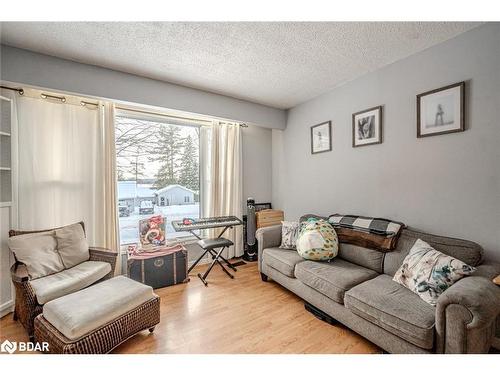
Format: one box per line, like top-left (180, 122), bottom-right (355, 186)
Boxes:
top-left (256, 225), bottom-right (282, 272)
top-left (435, 276), bottom-right (500, 353)
top-left (89, 247), bottom-right (118, 278)
top-left (10, 262), bottom-right (30, 283)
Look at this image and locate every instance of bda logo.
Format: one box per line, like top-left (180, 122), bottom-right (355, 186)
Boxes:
top-left (0, 339), bottom-right (49, 353)
top-left (1, 339), bottom-right (17, 354)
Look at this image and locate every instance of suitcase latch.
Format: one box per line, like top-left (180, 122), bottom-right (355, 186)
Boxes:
top-left (154, 258), bottom-right (164, 267)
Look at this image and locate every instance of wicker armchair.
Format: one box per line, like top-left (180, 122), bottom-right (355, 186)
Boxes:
top-left (9, 222), bottom-right (117, 341)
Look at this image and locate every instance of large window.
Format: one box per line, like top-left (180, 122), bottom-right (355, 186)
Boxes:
top-left (115, 111), bottom-right (200, 245)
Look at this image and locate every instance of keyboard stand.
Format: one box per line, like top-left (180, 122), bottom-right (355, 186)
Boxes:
top-left (185, 226), bottom-right (238, 286)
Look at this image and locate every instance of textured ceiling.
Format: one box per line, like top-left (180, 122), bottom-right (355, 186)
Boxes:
top-left (0, 22), bottom-right (481, 109)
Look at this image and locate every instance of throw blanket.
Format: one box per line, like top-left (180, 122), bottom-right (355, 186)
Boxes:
top-left (328, 214), bottom-right (406, 252)
top-left (328, 214), bottom-right (405, 237)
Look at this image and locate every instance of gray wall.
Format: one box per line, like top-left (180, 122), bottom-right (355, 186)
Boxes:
top-left (243, 125), bottom-right (273, 204)
top-left (0, 45), bottom-right (286, 129)
top-left (273, 24), bottom-right (500, 262)
top-left (0, 44), bottom-right (275, 220)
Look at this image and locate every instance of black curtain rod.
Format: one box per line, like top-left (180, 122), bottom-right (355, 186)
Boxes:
top-left (1, 85), bottom-right (248, 126)
top-left (0, 85), bottom-right (24, 95)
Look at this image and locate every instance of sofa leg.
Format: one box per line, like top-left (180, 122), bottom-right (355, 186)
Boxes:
top-left (148, 326), bottom-right (156, 333)
top-left (12, 309), bottom-right (18, 321)
top-left (260, 273), bottom-right (268, 282)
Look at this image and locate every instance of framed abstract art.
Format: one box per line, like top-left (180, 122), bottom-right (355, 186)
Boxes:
top-left (352, 106), bottom-right (382, 147)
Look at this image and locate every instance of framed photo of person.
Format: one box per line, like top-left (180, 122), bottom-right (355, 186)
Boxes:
top-left (310, 121), bottom-right (332, 154)
top-left (352, 106), bottom-right (383, 147)
top-left (417, 81), bottom-right (465, 138)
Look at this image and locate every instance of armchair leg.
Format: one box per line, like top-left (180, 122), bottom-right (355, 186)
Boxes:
top-left (260, 272), bottom-right (268, 282)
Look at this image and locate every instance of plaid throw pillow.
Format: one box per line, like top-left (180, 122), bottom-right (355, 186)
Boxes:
top-left (279, 221), bottom-right (300, 250)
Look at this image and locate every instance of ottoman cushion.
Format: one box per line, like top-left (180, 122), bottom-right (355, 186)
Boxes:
top-left (43, 276), bottom-right (155, 340)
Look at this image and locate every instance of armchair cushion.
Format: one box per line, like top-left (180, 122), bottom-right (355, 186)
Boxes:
top-left (55, 223), bottom-right (90, 268)
top-left (30, 261), bottom-right (111, 304)
top-left (8, 230), bottom-right (64, 279)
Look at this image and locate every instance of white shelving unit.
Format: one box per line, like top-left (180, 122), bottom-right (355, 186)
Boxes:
top-left (0, 94), bottom-right (18, 318)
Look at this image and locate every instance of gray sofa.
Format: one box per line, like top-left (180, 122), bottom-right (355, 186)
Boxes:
top-left (256, 215), bottom-right (500, 354)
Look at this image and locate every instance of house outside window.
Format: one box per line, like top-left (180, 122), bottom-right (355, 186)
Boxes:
top-left (115, 111), bottom-right (200, 245)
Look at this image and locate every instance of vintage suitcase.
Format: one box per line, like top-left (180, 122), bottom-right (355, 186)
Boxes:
top-left (128, 245), bottom-right (190, 289)
top-left (256, 209), bottom-right (284, 229)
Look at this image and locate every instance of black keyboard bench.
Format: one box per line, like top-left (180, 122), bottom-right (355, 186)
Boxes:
top-left (171, 216), bottom-right (243, 286)
top-left (194, 237), bottom-right (236, 286)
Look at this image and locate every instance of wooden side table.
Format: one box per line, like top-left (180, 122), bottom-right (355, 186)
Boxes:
top-left (493, 275), bottom-right (500, 286)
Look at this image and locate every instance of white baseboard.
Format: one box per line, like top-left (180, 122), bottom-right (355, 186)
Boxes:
top-left (0, 299), bottom-right (14, 318)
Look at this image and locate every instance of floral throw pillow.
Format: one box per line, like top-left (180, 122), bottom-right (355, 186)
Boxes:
top-left (296, 219), bottom-right (338, 261)
top-left (279, 221), bottom-right (300, 250)
top-left (393, 239), bottom-right (475, 305)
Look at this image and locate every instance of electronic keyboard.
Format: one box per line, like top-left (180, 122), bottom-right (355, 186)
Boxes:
top-left (171, 215), bottom-right (243, 232)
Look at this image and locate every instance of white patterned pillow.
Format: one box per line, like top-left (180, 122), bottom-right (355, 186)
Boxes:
top-left (296, 219), bottom-right (339, 261)
top-left (279, 221), bottom-right (300, 250)
top-left (393, 239), bottom-right (475, 306)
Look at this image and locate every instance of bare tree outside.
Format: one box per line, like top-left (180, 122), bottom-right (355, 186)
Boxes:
top-left (115, 115), bottom-right (200, 244)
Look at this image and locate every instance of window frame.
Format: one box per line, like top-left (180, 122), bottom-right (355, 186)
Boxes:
top-left (114, 109), bottom-right (202, 246)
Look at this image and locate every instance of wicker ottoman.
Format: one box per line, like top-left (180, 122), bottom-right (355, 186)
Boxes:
top-left (34, 276), bottom-right (160, 354)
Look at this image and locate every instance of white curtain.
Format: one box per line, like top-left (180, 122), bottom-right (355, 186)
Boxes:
top-left (98, 102), bottom-right (119, 267)
top-left (200, 122), bottom-right (243, 258)
top-left (13, 93), bottom-right (118, 256)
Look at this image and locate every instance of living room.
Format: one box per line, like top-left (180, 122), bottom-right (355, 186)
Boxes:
top-left (1, 1), bottom-right (499, 373)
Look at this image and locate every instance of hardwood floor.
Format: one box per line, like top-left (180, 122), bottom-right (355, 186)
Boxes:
top-left (0, 261), bottom-right (381, 354)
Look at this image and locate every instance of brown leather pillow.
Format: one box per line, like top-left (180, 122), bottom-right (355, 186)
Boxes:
top-left (335, 227), bottom-right (400, 252)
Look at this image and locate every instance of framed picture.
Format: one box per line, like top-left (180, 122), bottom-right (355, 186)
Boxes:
top-left (310, 121), bottom-right (332, 154)
top-left (139, 215), bottom-right (166, 248)
top-left (352, 106), bottom-right (383, 147)
top-left (417, 81), bottom-right (465, 138)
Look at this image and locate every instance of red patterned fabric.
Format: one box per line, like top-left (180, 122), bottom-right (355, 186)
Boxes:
top-left (128, 244), bottom-right (186, 259)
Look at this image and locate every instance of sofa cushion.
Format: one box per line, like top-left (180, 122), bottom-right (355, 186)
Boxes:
top-left (262, 248), bottom-right (305, 277)
top-left (8, 230), bottom-right (65, 279)
top-left (338, 243), bottom-right (385, 273)
top-left (30, 261), bottom-right (112, 304)
top-left (295, 259), bottom-right (378, 304)
top-left (344, 274), bottom-right (436, 349)
top-left (384, 229), bottom-right (483, 276)
top-left (43, 276), bottom-right (155, 340)
top-left (55, 223), bottom-right (90, 269)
